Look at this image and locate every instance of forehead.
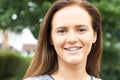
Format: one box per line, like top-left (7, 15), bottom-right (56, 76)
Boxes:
top-left (52, 5), bottom-right (92, 27)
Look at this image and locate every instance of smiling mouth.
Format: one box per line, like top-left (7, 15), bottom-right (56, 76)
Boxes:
top-left (64, 47), bottom-right (82, 51)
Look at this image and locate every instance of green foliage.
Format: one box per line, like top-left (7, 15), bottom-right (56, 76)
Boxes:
top-left (93, 0), bottom-right (120, 42)
top-left (92, 1), bottom-right (120, 79)
top-left (0, 0), bottom-right (30, 32)
top-left (101, 43), bottom-right (120, 80)
top-left (0, 49), bottom-right (20, 78)
top-left (30, 1), bottom-right (51, 39)
top-left (0, 49), bottom-right (31, 80)
top-left (0, 0), bottom-right (120, 79)
top-left (0, 0), bottom-right (52, 34)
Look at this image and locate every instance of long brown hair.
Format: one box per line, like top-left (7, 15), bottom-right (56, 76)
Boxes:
top-left (24, 0), bottom-right (102, 78)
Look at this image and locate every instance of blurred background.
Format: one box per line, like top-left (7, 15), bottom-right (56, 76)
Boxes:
top-left (0, 0), bottom-right (120, 80)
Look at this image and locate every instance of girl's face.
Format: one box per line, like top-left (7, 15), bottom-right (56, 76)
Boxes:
top-left (51, 5), bottom-right (97, 65)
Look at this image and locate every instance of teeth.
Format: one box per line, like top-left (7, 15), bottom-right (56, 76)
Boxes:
top-left (66, 47), bottom-right (79, 51)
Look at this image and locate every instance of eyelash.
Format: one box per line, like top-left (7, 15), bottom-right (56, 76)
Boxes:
top-left (78, 28), bottom-right (86, 33)
top-left (57, 28), bottom-right (86, 34)
top-left (57, 29), bottom-right (66, 34)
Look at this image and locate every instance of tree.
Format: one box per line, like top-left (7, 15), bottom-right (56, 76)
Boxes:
top-left (92, 1), bottom-right (120, 80)
top-left (0, 0), bottom-right (52, 33)
top-left (0, 0), bottom-right (120, 79)
top-left (0, 0), bottom-right (52, 48)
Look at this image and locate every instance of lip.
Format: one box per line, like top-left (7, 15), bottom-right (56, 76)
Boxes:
top-left (64, 46), bottom-right (82, 54)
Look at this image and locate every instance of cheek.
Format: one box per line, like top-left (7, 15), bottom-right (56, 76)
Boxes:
top-left (52, 40), bottom-right (63, 56)
top-left (51, 35), bottom-right (64, 48)
top-left (80, 33), bottom-right (94, 49)
top-left (81, 36), bottom-right (93, 44)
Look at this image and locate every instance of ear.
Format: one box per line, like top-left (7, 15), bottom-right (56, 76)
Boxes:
top-left (93, 31), bottom-right (97, 43)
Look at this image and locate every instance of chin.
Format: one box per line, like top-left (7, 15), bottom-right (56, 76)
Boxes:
top-left (66, 58), bottom-right (83, 65)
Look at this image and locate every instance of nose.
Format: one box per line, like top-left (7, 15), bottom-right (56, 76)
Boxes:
top-left (66, 32), bottom-right (79, 44)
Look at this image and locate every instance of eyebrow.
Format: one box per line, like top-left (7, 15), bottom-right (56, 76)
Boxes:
top-left (75, 25), bottom-right (87, 28)
top-left (56, 24), bottom-right (87, 28)
top-left (54, 25), bottom-right (88, 31)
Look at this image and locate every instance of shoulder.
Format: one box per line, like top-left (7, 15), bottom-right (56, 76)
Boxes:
top-left (24, 74), bottom-right (53, 80)
top-left (91, 76), bottom-right (102, 80)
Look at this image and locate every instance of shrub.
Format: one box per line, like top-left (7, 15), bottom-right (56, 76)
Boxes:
top-left (0, 49), bottom-right (20, 78)
top-left (101, 44), bottom-right (120, 80)
top-left (0, 49), bottom-right (31, 80)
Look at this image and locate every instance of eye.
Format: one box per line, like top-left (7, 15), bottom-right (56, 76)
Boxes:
top-left (78, 28), bottom-right (86, 33)
top-left (57, 29), bottom-right (66, 34)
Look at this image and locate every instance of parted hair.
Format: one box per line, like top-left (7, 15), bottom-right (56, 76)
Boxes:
top-left (24, 0), bottom-right (102, 78)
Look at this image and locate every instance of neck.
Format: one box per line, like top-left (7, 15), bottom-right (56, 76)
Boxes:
top-left (52, 59), bottom-right (90, 80)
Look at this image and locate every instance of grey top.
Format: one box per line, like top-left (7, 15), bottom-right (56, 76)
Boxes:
top-left (24, 74), bottom-right (102, 80)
